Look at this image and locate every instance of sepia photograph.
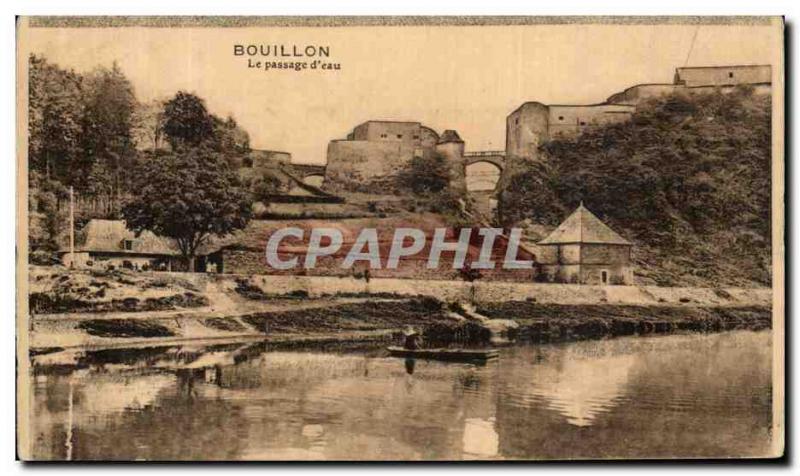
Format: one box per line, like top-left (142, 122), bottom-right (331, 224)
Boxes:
top-left (15, 16), bottom-right (784, 462)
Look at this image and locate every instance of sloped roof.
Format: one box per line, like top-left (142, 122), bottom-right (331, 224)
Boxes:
top-left (71, 219), bottom-right (180, 255)
top-left (438, 129), bottom-right (464, 144)
top-left (538, 203), bottom-right (632, 246)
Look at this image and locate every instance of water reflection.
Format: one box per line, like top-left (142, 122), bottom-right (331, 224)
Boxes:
top-left (501, 343), bottom-right (635, 426)
top-left (29, 331), bottom-right (773, 461)
top-left (462, 418), bottom-right (499, 459)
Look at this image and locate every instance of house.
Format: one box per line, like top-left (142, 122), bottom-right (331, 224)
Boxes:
top-left (59, 219), bottom-right (186, 271)
top-left (536, 203), bottom-right (633, 285)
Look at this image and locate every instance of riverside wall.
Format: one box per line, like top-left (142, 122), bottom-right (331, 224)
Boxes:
top-left (171, 272), bottom-right (772, 307)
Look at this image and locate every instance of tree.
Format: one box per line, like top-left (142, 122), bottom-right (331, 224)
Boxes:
top-left (161, 91), bottom-right (215, 148)
top-left (397, 153), bottom-right (451, 195)
top-left (80, 62), bottom-right (137, 200)
top-left (210, 115), bottom-right (251, 158)
top-left (497, 160), bottom-right (564, 228)
top-left (251, 171), bottom-right (286, 202)
top-left (122, 147), bottom-right (252, 271)
top-left (132, 99), bottom-right (166, 152)
top-left (395, 153), bottom-right (466, 220)
top-left (28, 55), bottom-right (84, 183)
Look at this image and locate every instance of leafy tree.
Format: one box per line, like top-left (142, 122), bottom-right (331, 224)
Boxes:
top-left (397, 153), bottom-right (451, 194)
top-left (28, 55), bottom-right (84, 183)
top-left (395, 153), bottom-right (466, 219)
top-left (28, 170), bottom-right (68, 255)
top-left (251, 171), bottom-right (286, 201)
top-left (210, 115), bottom-right (251, 158)
top-left (123, 148), bottom-right (252, 271)
top-left (132, 99), bottom-right (166, 152)
top-left (79, 62), bottom-right (137, 199)
top-left (161, 91), bottom-right (215, 148)
top-left (497, 160), bottom-right (564, 227)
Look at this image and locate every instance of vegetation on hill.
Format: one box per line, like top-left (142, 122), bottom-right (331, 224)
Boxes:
top-left (499, 87), bottom-right (772, 287)
top-left (393, 153), bottom-right (470, 223)
top-left (27, 55), bottom-right (253, 259)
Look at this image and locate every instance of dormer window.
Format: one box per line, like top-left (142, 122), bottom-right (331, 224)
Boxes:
top-left (123, 239), bottom-right (134, 251)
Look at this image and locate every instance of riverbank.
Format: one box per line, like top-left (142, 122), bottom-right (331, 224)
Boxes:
top-left (26, 267), bottom-right (773, 352)
top-left (29, 297), bottom-right (771, 352)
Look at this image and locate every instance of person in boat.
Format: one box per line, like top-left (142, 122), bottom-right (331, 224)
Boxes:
top-left (403, 326), bottom-right (424, 350)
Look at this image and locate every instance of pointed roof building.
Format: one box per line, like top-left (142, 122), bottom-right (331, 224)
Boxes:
top-left (438, 129), bottom-right (464, 144)
top-left (538, 202), bottom-right (632, 246)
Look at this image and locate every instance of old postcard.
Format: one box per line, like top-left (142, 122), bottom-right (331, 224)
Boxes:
top-left (16, 16), bottom-right (784, 461)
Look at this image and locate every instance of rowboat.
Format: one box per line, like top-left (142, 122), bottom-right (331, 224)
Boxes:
top-left (386, 346), bottom-right (499, 362)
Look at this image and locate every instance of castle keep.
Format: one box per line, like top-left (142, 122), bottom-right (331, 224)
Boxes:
top-left (324, 121), bottom-right (441, 188)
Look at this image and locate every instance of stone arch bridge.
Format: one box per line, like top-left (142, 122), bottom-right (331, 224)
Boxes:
top-left (463, 151), bottom-right (506, 193)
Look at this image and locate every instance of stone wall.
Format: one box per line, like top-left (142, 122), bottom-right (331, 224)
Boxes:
top-left (325, 140), bottom-right (419, 188)
top-left (326, 121), bottom-right (442, 190)
top-left (170, 272), bottom-right (771, 307)
top-left (506, 102), bottom-right (549, 159)
top-left (547, 104), bottom-right (636, 138)
top-left (675, 65), bottom-right (771, 87)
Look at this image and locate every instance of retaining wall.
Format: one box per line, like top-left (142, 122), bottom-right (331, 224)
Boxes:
top-left (174, 272), bottom-right (772, 307)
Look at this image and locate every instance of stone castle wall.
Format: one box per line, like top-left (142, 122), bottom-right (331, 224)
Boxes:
top-left (506, 65), bottom-right (773, 161)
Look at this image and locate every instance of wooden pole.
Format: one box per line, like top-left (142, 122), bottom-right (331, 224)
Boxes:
top-left (69, 186), bottom-right (74, 268)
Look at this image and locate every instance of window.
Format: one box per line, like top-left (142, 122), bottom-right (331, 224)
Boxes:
top-left (123, 239), bottom-right (133, 251)
top-left (397, 134), bottom-right (403, 139)
top-left (579, 121), bottom-right (586, 126)
top-left (515, 118), bottom-right (519, 125)
top-left (380, 133), bottom-right (388, 138)
top-left (558, 116), bottom-right (564, 121)
top-left (729, 72), bottom-right (734, 78)
top-left (412, 135), bottom-right (419, 140)
top-left (601, 270), bottom-right (609, 285)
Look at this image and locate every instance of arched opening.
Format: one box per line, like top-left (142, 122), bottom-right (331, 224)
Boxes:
top-left (465, 161), bottom-right (502, 192)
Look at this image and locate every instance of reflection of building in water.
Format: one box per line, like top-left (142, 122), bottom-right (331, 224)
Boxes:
top-left (462, 417), bottom-right (499, 459)
top-left (493, 341), bottom-right (637, 459)
top-left (31, 371), bottom-right (176, 459)
top-left (499, 345), bottom-right (634, 427)
top-left (77, 374), bottom-right (175, 414)
top-left (529, 354), bottom-right (633, 427)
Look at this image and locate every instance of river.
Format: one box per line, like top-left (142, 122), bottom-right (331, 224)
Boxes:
top-left (28, 330), bottom-right (773, 461)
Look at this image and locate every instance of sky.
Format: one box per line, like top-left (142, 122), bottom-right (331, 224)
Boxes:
top-left (22, 22), bottom-right (781, 164)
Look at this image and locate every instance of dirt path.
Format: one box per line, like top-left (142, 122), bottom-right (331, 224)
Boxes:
top-left (32, 297), bottom-right (407, 322)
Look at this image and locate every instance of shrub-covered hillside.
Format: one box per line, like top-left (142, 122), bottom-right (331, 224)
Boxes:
top-left (499, 87), bottom-right (772, 287)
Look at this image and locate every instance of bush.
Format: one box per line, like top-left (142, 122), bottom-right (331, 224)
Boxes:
top-left (29, 250), bottom-right (60, 266)
top-left (78, 319), bottom-right (174, 338)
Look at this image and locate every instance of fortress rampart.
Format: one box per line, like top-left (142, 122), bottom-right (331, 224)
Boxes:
top-left (316, 64), bottom-right (771, 200)
top-left (506, 64), bottom-right (772, 161)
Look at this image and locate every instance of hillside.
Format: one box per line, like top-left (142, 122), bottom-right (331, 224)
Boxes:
top-left (499, 87), bottom-right (772, 287)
